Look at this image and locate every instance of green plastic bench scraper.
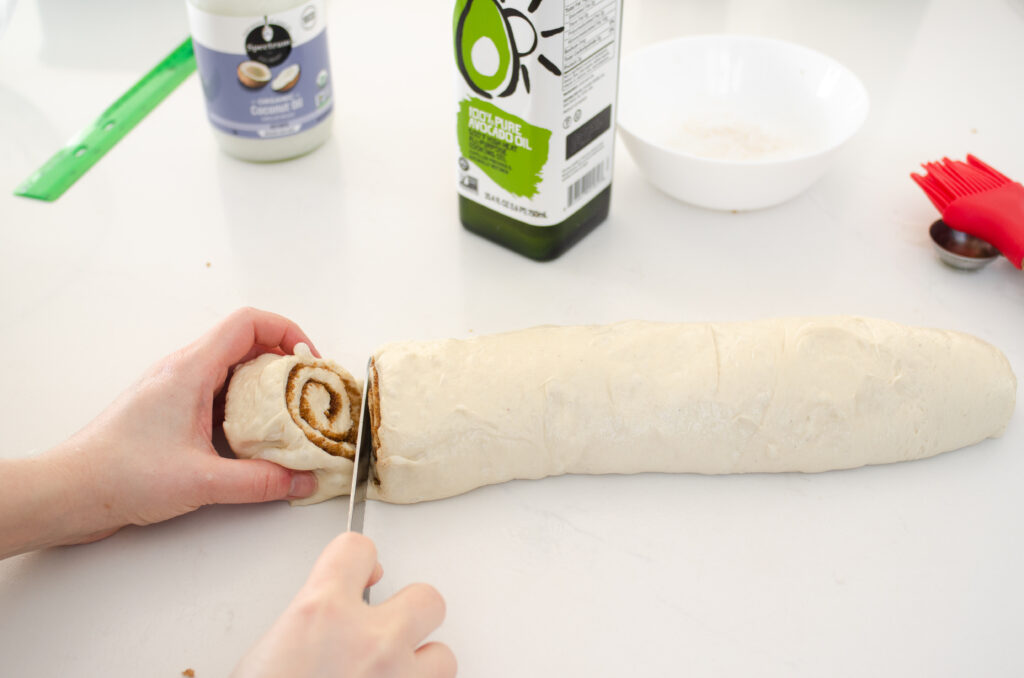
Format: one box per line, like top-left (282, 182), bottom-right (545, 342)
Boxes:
top-left (14, 37), bottom-right (196, 202)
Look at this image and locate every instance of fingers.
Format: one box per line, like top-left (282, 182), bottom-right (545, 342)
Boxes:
top-left (367, 561), bottom-right (384, 589)
top-left (379, 582), bottom-right (447, 647)
top-left (198, 458), bottom-right (316, 505)
top-left (416, 642), bottom-right (458, 678)
top-left (307, 532), bottom-right (381, 600)
top-left (198, 307), bottom-right (319, 375)
top-left (288, 533), bottom-right (452, 677)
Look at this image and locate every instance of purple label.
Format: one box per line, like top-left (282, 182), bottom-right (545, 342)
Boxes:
top-left (193, 32), bottom-right (333, 139)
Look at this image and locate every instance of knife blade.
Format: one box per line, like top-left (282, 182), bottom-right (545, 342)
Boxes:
top-left (346, 360), bottom-right (374, 535)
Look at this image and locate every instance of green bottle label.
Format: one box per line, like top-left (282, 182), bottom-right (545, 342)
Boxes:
top-left (457, 98), bottom-right (551, 198)
top-left (454, 0), bottom-right (621, 227)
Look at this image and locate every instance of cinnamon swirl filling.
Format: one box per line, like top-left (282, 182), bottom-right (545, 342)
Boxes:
top-left (285, 362), bottom-right (361, 459)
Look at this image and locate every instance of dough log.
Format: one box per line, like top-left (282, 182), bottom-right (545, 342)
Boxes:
top-left (223, 343), bottom-right (362, 505)
top-left (368, 317), bottom-right (1016, 504)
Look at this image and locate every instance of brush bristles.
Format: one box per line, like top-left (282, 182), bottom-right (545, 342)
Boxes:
top-left (911, 155), bottom-right (1012, 211)
top-left (966, 154), bottom-right (1012, 183)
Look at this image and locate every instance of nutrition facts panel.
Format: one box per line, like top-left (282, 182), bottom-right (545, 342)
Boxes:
top-left (561, 0), bottom-right (619, 114)
top-left (563, 0), bottom-right (618, 72)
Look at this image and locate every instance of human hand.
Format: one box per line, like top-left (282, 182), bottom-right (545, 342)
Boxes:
top-left (233, 532), bottom-right (456, 678)
top-left (0, 307), bottom-right (321, 558)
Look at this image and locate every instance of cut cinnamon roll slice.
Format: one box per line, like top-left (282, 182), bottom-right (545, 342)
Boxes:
top-left (224, 343), bottom-right (361, 505)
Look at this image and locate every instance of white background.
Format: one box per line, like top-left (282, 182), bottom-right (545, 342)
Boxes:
top-left (1, 0), bottom-right (1023, 676)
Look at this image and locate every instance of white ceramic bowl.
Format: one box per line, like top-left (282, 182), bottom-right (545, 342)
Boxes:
top-left (617, 35), bottom-right (869, 211)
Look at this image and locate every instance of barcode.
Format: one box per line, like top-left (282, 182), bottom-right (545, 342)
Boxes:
top-left (566, 164), bottom-right (605, 208)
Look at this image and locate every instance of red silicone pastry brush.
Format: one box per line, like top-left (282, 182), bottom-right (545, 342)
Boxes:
top-left (911, 154), bottom-right (1024, 269)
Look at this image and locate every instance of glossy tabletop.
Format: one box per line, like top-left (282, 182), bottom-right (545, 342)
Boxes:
top-left (2, 0), bottom-right (1023, 676)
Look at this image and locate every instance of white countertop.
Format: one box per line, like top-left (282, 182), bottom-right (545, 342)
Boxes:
top-left (2, 0), bottom-right (1023, 675)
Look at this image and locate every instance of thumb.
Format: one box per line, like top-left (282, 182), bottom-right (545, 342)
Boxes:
top-left (201, 458), bottom-right (318, 505)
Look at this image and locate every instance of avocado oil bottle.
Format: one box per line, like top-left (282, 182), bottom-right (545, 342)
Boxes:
top-left (453, 0), bottom-right (623, 261)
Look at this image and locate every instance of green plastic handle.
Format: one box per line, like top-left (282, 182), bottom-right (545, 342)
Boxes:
top-left (15, 37), bottom-right (197, 202)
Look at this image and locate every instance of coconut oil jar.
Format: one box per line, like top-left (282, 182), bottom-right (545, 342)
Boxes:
top-left (186, 0), bottom-right (333, 161)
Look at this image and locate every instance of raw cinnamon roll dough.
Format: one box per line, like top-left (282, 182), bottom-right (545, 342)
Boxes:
top-left (221, 318), bottom-right (1016, 506)
top-left (368, 317), bottom-right (1016, 503)
top-left (223, 343), bottom-right (361, 505)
